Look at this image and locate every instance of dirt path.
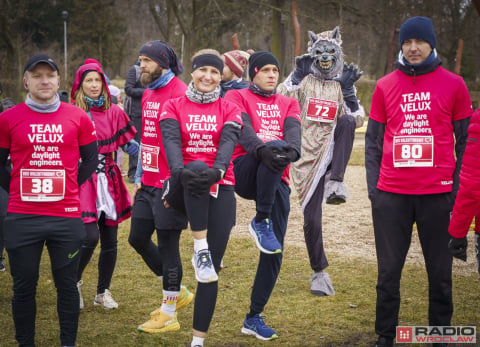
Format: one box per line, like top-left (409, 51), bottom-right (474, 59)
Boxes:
top-left (232, 136), bottom-right (479, 276)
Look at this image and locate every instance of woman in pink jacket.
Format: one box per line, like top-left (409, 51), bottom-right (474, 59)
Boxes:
top-left (71, 63), bottom-right (139, 309)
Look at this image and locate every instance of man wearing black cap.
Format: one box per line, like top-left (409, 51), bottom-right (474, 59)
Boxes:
top-left (0, 53), bottom-right (98, 347)
top-left (365, 17), bottom-right (473, 347)
top-left (225, 51), bottom-right (301, 341)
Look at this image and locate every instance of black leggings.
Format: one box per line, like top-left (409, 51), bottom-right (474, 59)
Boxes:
top-left (128, 184), bottom-right (187, 291)
top-left (191, 187), bottom-right (236, 333)
top-left (77, 217), bottom-right (118, 294)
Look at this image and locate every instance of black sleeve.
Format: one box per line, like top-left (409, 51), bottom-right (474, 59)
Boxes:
top-left (238, 112), bottom-right (265, 157)
top-left (0, 147), bottom-right (11, 192)
top-left (283, 116), bottom-right (302, 161)
top-left (365, 118), bottom-right (385, 200)
top-left (160, 118), bottom-right (184, 174)
top-left (213, 121), bottom-right (242, 171)
top-left (78, 141), bottom-right (98, 186)
top-left (452, 117), bottom-right (471, 195)
top-left (124, 66), bottom-right (145, 98)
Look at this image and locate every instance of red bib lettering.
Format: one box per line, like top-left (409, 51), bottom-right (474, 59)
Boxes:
top-left (306, 98), bottom-right (338, 123)
top-left (141, 144), bottom-right (160, 172)
top-left (393, 135), bottom-right (434, 167)
top-left (20, 169), bottom-right (66, 201)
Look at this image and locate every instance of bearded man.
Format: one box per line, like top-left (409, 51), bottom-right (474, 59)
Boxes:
top-left (278, 27), bottom-right (364, 296)
top-left (128, 40), bottom-right (194, 333)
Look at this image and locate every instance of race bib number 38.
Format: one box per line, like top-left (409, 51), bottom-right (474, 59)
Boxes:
top-left (393, 135), bottom-right (434, 167)
top-left (306, 98), bottom-right (338, 123)
top-left (20, 169), bottom-right (65, 201)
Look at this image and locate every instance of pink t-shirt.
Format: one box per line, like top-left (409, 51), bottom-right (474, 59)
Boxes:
top-left (369, 66), bottom-right (472, 194)
top-left (140, 77), bottom-right (187, 188)
top-left (225, 88), bottom-right (301, 184)
top-left (0, 102), bottom-right (97, 217)
top-left (160, 95), bottom-right (242, 186)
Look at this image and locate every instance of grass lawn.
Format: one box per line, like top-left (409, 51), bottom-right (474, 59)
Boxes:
top-left (0, 213), bottom-right (479, 346)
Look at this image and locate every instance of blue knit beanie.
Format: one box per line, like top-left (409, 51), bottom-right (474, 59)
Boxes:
top-left (399, 16), bottom-right (437, 49)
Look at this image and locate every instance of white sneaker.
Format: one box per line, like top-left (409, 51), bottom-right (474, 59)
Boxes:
top-left (192, 249), bottom-right (218, 283)
top-left (77, 280), bottom-right (84, 310)
top-left (94, 289), bottom-right (118, 309)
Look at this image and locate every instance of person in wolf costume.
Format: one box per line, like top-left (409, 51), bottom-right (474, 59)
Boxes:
top-left (278, 27), bottom-right (364, 296)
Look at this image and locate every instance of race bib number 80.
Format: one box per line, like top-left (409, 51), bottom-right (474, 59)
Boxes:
top-left (393, 135), bottom-right (434, 167)
top-left (20, 169), bottom-right (65, 201)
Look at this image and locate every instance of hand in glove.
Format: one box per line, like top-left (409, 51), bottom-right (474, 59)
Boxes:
top-left (448, 236), bottom-right (467, 261)
top-left (283, 145), bottom-right (299, 162)
top-left (202, 168), bottom-right (222, 187)
top-left (258, 146), bottom-right (290, 173)
top-left (123, 139), bottom-right (140, 157)
top-left (291, 54), bottom-right (314, 85)
top-left (334, 63), bottom-right (362, 112)
top-left (180, 168), bottom-right (221, 197)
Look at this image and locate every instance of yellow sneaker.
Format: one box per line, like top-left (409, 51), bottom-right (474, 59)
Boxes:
top-left (149, 286), bottom-right (194, 316)
top-left (176, 286), bottom-right (194, 311)
top-left (137, 312), bottom-right (180, 333)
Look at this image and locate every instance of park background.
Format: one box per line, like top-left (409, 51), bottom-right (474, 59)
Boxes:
top-left (1, 0), bottom-right (480, 109)
top-left (0, 1), bottom-right (480, 346)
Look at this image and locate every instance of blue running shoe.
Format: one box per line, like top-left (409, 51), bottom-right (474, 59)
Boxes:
top-left (241, 313), bottom-right (279, 341)
top-left (249, 218), bottom-right (282, 254)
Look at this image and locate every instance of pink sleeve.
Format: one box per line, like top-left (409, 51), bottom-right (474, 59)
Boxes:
top-left (78, 112), bottom-right (97, 146)
top-left (369, 84), bottom-right (387, 124)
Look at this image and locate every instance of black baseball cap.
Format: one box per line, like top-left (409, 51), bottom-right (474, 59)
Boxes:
top-left (24, 54), bottom-right (60, 73)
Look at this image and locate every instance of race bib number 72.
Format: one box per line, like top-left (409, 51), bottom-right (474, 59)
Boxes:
top-left (306, 98), bottom-right (338, 123)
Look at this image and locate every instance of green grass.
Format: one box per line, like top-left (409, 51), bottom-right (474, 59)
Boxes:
top-left (1, 217), bottom-right (479, 346)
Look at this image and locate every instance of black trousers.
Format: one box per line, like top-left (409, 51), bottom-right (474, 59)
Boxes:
top-left (372, 190), bottom-right (454, 339)
top-left (233, 142), bottom-right (291, 314)
top-left (4, 213), bottom-right (85, 347)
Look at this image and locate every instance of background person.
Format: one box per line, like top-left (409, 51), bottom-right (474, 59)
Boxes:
top-left (124, 60), bottom-right (145, 182)
top-left (160, 49), bottom-right (242, 347)
top-left (71, 62), bottom-right (139, 310)
top-left (127, 40), bottom-right (193, 334)
top-left (0, 80), bottom-right (14, 272)
top-left (0, 53), bottom-right (98, 347)
top-left (220, 50), bottom-right (250, 97)
top-left (365, 16), bottom-right (472, 347)
top-left (225, 51), bottom-right (301, 341)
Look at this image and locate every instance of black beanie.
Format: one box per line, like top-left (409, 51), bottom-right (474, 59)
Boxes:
top-left (139, 40), bottom-right (184, 76)
top-left (399, 16), bottom-right (437, 49)
top-left (248, 51), bottom-right (279, 80)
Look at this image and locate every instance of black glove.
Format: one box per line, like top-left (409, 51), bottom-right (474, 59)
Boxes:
top-left (202, 168), bottom-right (222, 186)
top-left (283, 145), bottom-right (299, 162)
top-left (334, 63), bottom-right (362, 112)
top-left (448, 236), bottom-right (467, 261)
top-left (258, 146), bottom-right (290, 173)
top-left (291, 54), bottom-right (314, 85)
top-left (179, 169), bottom-right (205, 197)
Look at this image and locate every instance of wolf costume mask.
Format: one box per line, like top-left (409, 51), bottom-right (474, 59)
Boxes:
top-left (307, 27), bottom-right (344, 80)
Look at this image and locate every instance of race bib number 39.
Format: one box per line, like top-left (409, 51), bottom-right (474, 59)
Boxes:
top-left (306, 98), bottom-right (338, 123)
top-left (141, 144), bottom-right (160, 172)
top-left (393, 135), bottom-right (434, 167)
top-left (20, 169), bottom-right (65, 201)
